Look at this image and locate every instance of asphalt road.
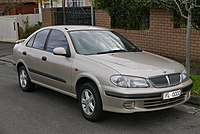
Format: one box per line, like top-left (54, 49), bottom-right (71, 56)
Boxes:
top-left (0, 42), bottom-right (14, 57)
top-left (0, 43), bottom-right (200, 134)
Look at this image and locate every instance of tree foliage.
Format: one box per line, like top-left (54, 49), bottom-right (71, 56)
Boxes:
top-left (94, 0), bottom-right (200, 29)
top-left (19, 17), bottom-right (42, 39)
top-left (0, 0), bottom-right (22, 16)
top-left (95, 0), bottom-right (153, 30)
top-left (95, 0), bottom-right (200, 11)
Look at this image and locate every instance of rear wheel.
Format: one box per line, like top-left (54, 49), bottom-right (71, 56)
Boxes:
top-left (18, 66), bottom-right (35, 92)
top-left (78, 82), bottom-right (103, 121)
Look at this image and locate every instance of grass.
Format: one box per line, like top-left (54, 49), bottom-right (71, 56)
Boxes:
top-left (191, 75), bottom-right (200, 95)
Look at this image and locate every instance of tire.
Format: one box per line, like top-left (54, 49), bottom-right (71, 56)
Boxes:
top-left (18, 66), bottom-right (35, 92)
top-left (78, 82), bottom-right (103, 121)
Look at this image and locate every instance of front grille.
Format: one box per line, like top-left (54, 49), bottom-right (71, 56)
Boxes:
top-left (144, 94), bottom-right (185, 109)
top-left (149, 73), bottom-right (181, 88)
top-left (143, 88), bottom-right (191, 109)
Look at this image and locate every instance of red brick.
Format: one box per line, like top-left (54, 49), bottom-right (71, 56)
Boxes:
top-left (95, 9), bottom-right (200, 62)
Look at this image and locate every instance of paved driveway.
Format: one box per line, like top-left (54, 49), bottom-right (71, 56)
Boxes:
top-left (0, 42), bottom-right (14, 57)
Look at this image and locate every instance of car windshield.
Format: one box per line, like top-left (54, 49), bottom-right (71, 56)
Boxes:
top-left (69, 30), bottom-right (141, 55)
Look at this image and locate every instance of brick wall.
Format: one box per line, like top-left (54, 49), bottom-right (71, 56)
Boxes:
top-left (0, 4), bottom-right (6, 15)
top-left (42, 8), bottom-right (55, 27)
top-left (84, 0), bottom-right (91, 6)
top-left (95, 9), bottom-right (200, 62)
top-left (95, 10), bottom-right (111, 29)
top-left (9, 3), bottom-right (38, 15)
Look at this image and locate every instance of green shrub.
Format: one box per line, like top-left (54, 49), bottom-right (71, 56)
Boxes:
top-left (19, 17), bottom-right (42, 39)
top-left (95, 0), bottom-right (150, 30)
top-left (191, 75), bottom-right (200, 95)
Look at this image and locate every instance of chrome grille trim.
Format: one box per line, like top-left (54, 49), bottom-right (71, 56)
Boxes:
top-left (165, 75), bottom-right (170, 86)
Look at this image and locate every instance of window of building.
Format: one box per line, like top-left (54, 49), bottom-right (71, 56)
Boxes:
top-left (67, 0), bottom-right (84, 7)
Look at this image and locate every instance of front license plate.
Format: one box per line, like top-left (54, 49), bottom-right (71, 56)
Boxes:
top-left (163, 90), bottom-right (181, 100)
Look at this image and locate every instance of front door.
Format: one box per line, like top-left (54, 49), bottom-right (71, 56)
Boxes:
top-left (38, 29), bottom-right (73, 93)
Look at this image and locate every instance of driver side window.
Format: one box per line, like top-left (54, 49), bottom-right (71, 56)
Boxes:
top-left (45, 29), bottom-right (69, 52)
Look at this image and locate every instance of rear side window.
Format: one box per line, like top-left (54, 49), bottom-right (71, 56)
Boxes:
top-left (46, 29), bottom-right (68, 52)
top-left (33, 30), bottom-right (50, 50)
top-left (26, 35), bottom-right (35, 47)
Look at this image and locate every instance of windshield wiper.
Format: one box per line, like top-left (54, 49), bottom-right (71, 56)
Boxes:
top-left (128, 48), bottom-right (142, 52)
top-left (97, 49), bottom-right (127, 54)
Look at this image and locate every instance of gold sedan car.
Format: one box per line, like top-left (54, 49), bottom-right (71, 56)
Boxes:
top-left (13, 26), bottom-right (193, 121)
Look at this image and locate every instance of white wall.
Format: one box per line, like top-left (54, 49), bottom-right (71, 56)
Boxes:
top-left (16, 14), bottom-right (42, 29)
top-left (0, 17), bottom-right (18, 42)
top-left (0, 14), bottom-right (42, 42)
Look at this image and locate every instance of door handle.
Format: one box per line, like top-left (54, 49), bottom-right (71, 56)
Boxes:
top-left (22, 51), bottom-right (26, 55)
top-left (42, 56), bottom-right (47, 61)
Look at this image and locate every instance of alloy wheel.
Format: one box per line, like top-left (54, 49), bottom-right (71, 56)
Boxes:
top-left (20, 70), bottom-right (27, 88)
top-left (81, 89), bottom-right (95, 116)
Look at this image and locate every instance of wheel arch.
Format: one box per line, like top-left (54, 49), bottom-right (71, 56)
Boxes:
top-left (17, 62), bottom-right (25, 73)
top-left (75, 73), bottom-right (103, 98)
top-left (75, 74), bottom-right (104, 121)
top-left (16, 60), bottom-right (31, 79)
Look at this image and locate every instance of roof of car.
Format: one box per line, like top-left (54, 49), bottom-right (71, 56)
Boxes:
top-left (43, 25), bottom-right (109, 31)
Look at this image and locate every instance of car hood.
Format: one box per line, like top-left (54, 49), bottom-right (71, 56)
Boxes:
top-left (86, 51), bottom-right (185, 78)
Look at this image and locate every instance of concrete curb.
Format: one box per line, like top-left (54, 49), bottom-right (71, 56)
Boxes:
top-left (0, 40), bottom-right (16, 43)
top-left (188, 95), bottom-right (200, 105)
top-left (0, 55), bottom-right (15, 65)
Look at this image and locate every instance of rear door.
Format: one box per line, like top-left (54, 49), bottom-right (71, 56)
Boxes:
top-left (24, 29), bottom-right (50, 82)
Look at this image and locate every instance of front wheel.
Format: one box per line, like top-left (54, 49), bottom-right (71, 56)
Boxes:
top-left (18, 66), bottom-right (35, 92)
top-left (78, 82), bottom-right (103, 121)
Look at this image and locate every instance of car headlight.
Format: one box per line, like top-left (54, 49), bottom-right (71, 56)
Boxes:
top-left (110, 75), bottom-right (150, 88)
top-left (180, 69), bottom-right (188, 82)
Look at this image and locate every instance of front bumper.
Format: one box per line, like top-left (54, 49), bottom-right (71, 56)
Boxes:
top-left (101, 79), bottom-right (193, 113)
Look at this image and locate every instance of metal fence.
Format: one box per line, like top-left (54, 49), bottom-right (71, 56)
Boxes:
top-left (54, 7), bottom-right (95, 25)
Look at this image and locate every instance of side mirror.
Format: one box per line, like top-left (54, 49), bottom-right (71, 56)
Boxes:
top-left (53, 47), bottom-right (71, 57)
